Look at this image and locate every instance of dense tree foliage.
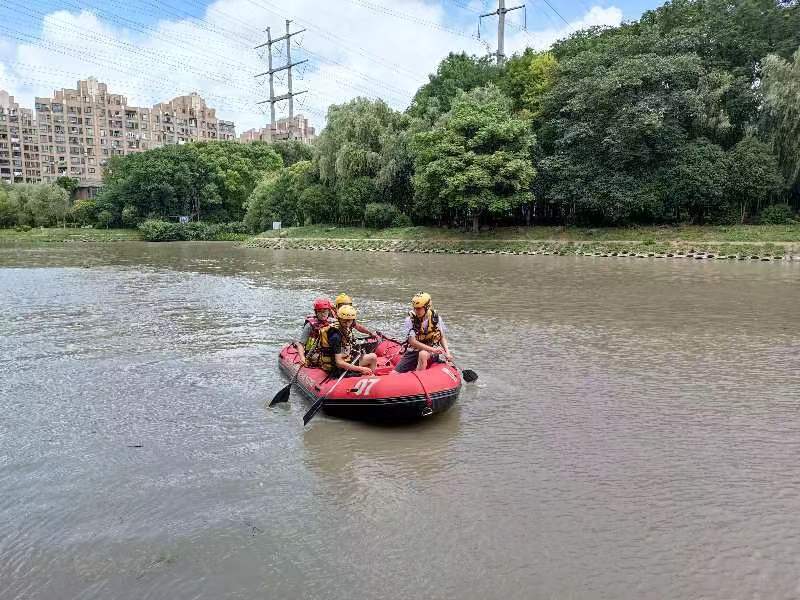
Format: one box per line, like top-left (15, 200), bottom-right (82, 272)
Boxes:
top-left (244, 160), bottom-right (313, 231)
top-left (98, 142), bottom-right (281, 226)
top-left (411, 85), bottom-right (535, 231)
top-left (761, 48), bottom-right (800, 193)
top-left (409, 52), bottom-right (501, 120)
top-left (0, 183), bottom-right (69, 227)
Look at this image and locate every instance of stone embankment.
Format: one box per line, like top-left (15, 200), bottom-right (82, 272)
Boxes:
top-left (244, 237), bottom-right (800, 262)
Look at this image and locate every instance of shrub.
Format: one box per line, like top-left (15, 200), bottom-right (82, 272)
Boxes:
top-left (139, 219), bottom-right (185, 241)
top-left (363, 202), bottom-right (406, 229)
top-left (138, 219), bottom-right (249, 242)
top-left (391, 212), bottom-right (413, 227)
top-left (759, 203), bottom-right (795, 224)
top-left (121, 205), bottom-right (140, 227)
top-left (71, 199), bottom-right (98, 225)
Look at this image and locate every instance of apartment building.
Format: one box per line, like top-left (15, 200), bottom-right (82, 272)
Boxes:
top-left (239, 114), bottom-right (317, 145)
top-left (35, 78), bottom-right (152, 186)
top-left (1, 91), bottom-right (35, 184)
top-left (2, 79), bottom-right (236, 189)
top-left (151, 92), bottom-right (236, 145)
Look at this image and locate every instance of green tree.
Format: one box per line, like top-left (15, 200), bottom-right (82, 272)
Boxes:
top-left (55, 176), bottom-right (80, 198)
top-left (96, 209), bottom-right (114, 229)
top-left (70, 199), bottom-right (98, 225)
top-left (411, 85), bottom-right (535, 232)
top-left (336, 177), bottom-right (378, 225)
top-left (244, 161), bottom-right (313, 232)
top-left (298, 184), bottom-right (336, 225)
top-left (100, 142), bottom-right (281, 224)
top-left (663, 139), bottom-right (731, 224)
top-left (314, 98), bottom-right (412, 218)
top-left (761, 48), bottom-right (800, 193)
top-left (0, 185), bottom-right (14, 227)
top-left (270, 140), bottom-right (314, 166)
top-left (500, 49), bottom-right (558, 119)
top-left (3, 183), bottom-right (69, 227)
top-left (409, 52), bottom-right (500, 120)
top-left (726, 136), bottom-right (785, 221)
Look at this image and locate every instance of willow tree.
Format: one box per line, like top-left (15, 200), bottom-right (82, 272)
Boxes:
top-left (761, 48), bottom-right (800, 194)
top-left (314, 98), bottom-right (409, 222)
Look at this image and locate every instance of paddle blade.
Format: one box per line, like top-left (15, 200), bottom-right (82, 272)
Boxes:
top-left (462, 369), bottom-right (478, 383)
top-left (302, 397), bottom-right (325, 426)
top-left (268, 384), bottom-right (291, 407)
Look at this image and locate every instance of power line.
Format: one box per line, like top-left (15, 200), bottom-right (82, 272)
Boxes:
top-left (540, 0), bottom-right (570, 26)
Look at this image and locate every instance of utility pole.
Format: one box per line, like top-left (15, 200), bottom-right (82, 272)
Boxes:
top-left (254, 19), bottom-right (308, 137)
top-left (480, 1), bottom-right (525, 65)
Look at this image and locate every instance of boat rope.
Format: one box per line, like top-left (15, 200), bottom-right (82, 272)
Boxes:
top-left (411, 370), bottom-right (433, 409)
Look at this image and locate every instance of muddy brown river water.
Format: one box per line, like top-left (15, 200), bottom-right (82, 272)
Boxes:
top-left (1, 242), bottom-right (799, 599)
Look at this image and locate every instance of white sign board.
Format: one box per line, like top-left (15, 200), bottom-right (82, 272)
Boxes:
top-left (272, 221), bottom-right (282, 230)
top-left (179, 216), bottom-right (189, 223)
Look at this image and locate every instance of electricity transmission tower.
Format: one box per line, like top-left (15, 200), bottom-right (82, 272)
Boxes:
top-left (255, 20), bottom-right (308, 135)
top-left (480, 0), bottom-right (525, 65)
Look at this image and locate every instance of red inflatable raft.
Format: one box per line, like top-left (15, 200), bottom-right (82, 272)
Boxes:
top-left (278, 338), bottom-right (461, 420)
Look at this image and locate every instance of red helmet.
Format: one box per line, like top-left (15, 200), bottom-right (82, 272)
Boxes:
top-left (313, 298), bottom-right (332, 311)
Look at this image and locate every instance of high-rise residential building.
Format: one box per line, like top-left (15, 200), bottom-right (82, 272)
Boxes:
top-left (35, 78), bottom-right (151, 186)
top-left (1, 91), bottom-right (39, 184)
top-left (151, 92), bottom-right (237, 145)
top-left (239, 114), bottom-right (316, 145)
top-left (1, 79), bottom-right (237, 190)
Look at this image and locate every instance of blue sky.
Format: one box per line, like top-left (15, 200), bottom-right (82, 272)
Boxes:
top-left (0, 0), bottom-right (666, 131)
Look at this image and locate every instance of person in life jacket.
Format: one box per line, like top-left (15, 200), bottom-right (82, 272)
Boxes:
top-left (293, 297), bottom-right (333, 366)
top-left (317, 305), bottom-right (378, 376)
top-left (333, 293), bottom-right (378, 339)
top-left (394, 292), bottom-right (453, 373)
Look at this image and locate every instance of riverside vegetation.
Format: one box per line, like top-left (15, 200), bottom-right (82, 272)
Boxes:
top-left (1, 0), bottom-right (799, 247)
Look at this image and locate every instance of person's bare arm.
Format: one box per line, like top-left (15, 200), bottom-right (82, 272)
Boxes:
top-left (354, 322), bottom-right (376, 337)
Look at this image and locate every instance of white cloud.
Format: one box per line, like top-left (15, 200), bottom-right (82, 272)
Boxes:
top-left (504, 6), bottom-right (624, 54)
top-left (0, 1), bottom-right (623, 132)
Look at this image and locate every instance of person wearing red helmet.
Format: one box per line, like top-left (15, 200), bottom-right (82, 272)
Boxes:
top-left (293, 297), bottom-right (333, 365)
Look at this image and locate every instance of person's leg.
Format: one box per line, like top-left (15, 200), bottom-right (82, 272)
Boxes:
top-left (358, 353), bottom-right (378, 369)
top-left (416, 350), bottom-right (430, 371)
top-left (394, 350), bottom-right (419, 373)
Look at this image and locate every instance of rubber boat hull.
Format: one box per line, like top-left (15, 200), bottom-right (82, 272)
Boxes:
top-left (278, 339), bottom-right (461, 421)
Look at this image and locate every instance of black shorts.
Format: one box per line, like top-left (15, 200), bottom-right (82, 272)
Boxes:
top-left (394, 349), bottom-right (444, 373)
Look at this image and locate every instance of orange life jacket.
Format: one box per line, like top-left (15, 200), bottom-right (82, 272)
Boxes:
top-left (317, 322), bottom-right (356, 373)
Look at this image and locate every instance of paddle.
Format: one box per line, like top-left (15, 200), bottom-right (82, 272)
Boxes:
top-left (376, 331), bottom-right (478, 383)
top-left (303, 350), bottom-right (363, 427)
top-left (268, 339), bottom-right (317, 408)
top-left (267, 363), bottom-right (301, 407)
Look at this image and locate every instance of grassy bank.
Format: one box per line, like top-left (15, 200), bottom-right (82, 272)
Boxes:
top-left (0, 227), bottom-right (143, 243)
top-left (255, 224), bottom-right (800, 243)
top-left (248, 225), bottom-right (800, 260)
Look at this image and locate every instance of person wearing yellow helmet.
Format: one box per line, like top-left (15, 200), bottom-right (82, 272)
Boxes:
top-left (394, 292), bottom-right (452, 373)
top-left (332, 292), bottom-right (378, 339)
top-left (317, 304), bottom-right (378, 376)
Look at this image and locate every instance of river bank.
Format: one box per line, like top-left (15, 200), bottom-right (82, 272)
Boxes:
top-left (246, 226), bottom-right (800, 261)
top-left (4, 225), bottom-right (800, 260)
top-left (0, 227), bottom-right (142, 243)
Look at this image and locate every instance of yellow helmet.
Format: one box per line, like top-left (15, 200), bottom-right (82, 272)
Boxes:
top-left (412, 292), bottom-right (432, 309)
top-left (337, 304), bottom-right (357, 321)
top-left (335, 293), bottom-right (352, 308)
